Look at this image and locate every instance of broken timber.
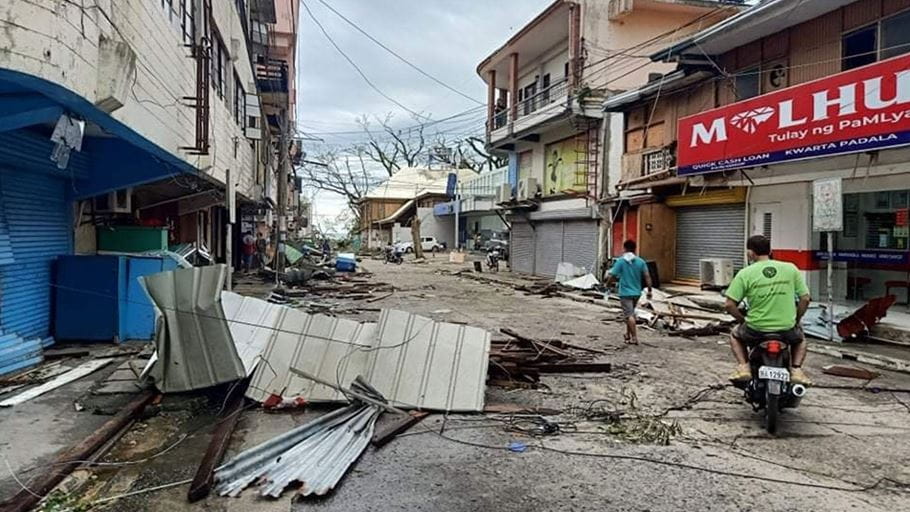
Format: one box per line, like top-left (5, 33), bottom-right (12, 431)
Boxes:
top-left (187, 383), bottom-right (247, 502)
top-left (0, 390), bottom-right (157, 512)
top-left (371, 411), bottom-right (429, 447)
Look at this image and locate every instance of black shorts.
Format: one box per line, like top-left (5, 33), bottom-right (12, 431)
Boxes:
top-left (732, 324), bottom-right (804, 347)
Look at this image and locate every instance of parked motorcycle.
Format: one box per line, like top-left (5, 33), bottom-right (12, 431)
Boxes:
top-left (384, 246), bottom-right (403, 265)
top-left (485, 247), bottom-right (502, 272)
top-left (732, 333), bottom-right (808, 434)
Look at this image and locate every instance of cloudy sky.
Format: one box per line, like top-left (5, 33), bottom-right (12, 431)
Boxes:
top-left (294, 0), bottom-right (553, 234)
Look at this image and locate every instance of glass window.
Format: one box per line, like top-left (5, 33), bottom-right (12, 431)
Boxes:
top-left (733, 67), bottom-right (760, 100)
top-left (843, 25), bottom-right (878, 70)
top-left (180, 0), bottom-right (195, 46)
top-left (881, 9), bottom-right (910, 60)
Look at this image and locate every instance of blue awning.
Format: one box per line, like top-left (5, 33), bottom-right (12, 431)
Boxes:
top-left (0, 69), bottom-right (197, 199)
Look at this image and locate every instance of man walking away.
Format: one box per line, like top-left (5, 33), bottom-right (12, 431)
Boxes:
top-left (241, 231), bottom-right (256, 273)
top-left (725, 235), bottom-right (812, 385)
top-left (606, 240), bottom-right (653, 345)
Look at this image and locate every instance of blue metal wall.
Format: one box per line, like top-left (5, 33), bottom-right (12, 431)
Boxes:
top-left (0, 167), bottom-right (71, 339)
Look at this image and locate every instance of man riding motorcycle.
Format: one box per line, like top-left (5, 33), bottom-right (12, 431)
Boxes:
top-left (724, 235), bottom-right (812, 386)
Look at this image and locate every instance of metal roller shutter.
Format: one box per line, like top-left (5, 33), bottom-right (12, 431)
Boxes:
top-left (561, 220), bottom-right (598, 274)
top-left (0, 169), bottom-right (71, 339)
top-left (510, 221), bottom-right (535, 274)
top-left (675, 204), bottom-right (745, 280)
top-left (534, 221), bottom-right (563, 277)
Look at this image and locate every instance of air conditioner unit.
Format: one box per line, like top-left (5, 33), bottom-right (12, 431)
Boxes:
top-left (608, 0), bottom-right (634, 20)
top-left (699, 258), bottom-right (734, 288)
top-left (93, 188), bottom-right (132, 214)
top-left (517, 177), bottom-right (538, 201)
top-left (497, 183), bottom-right (512, 204)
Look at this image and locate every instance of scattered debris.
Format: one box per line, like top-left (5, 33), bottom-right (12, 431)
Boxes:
top-left (562, 273), bottom-right (600, 290)
top-left (508, 441), bottom-right (528, 453)
top-left (802, 296), bottom-right (896, 341)
top-left (555, 262), bottom-right (587, 283)
top-left (0, 391), bottom-right (157, 512)
top-left (489, 328), bottom-right (610, 388)
top-left (0, 359), bottom-right (112, 407)
top-left (215, 378), bottom-right (385, 499)
top-left (822, 365), bottom-right (881, 380)
top-left (188, 383), bottom-right (247, 502)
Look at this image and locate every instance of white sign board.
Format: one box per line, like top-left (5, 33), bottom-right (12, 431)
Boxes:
top-left (813, 177), bottom-right (843, 232)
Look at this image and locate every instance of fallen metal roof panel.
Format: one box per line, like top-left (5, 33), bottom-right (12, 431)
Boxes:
top-left (216, 378), bottom-right (384, 498)
top-left (142, 265), bottom-right (246, 392)
top-left (221, 291), bottom-right (284, 376)
top-left (245, 309), bottom-right (490, 412)
top-left (245, 306), bottom-right (375, 403)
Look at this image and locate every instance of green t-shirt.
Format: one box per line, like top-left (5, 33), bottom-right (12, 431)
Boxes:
top-left (725, 260), bottom-right (810, 332)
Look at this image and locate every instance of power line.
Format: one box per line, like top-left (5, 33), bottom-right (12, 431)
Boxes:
top-left (312, 0), bottom-right (484, 106)
top-left (299, 0), bottom-right (429, 120)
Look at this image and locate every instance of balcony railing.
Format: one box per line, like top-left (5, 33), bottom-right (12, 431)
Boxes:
top-left (517, 78), bottom-right (568, 119)
top-left (491, 78), bottom-right (570, 133)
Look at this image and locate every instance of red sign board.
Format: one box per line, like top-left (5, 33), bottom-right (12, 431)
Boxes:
top-left (678, 53), bottom-right (910, 175)
top-left (897, 208), bottom-right (909, 227)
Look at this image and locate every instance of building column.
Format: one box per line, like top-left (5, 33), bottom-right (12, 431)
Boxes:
top-left (486, 69), bottom-right (496, 137)
top-left (509, 52), bottom-right (519, 122)
top-left (568, 3), bottom-right (581, 90)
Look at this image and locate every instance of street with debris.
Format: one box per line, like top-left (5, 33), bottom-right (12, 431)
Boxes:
top-left (5, 1), bottom-right (910, 511)
top-left (2, 258), bottom-right (909, 511)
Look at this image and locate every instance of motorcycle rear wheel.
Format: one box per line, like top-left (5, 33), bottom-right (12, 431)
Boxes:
top-left (765, 393), bottom-right (780, 435)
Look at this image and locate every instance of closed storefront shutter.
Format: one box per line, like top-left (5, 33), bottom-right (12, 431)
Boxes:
top-left (0, 169), bottom-right (71, 339)
top-left (561, 220), bottom-right (598, 273)
top-left (534, 221), bottom-right (564, 277)
top-left (675, 204), bottom-right (745, 280)
top-left (510, 221), bottom-right (535, 274)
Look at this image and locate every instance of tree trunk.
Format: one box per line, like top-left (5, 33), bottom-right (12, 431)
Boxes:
top-left (411, 217), bottom-right (424, 259)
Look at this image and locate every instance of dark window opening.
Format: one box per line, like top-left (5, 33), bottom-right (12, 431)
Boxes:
top-left (843, 25), bottom-right (878, 71)
top-left (881, 9), bottom-right (910, 60)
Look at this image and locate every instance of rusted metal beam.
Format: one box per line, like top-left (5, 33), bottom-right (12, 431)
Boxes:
top-left (0, 390), bottom-right (157, 512)
top-left (371, 411), bottom-right (429, 448)
top-left (187, 388), bottom-right (245, 502)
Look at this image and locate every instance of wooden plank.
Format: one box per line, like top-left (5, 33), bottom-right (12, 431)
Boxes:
top-left (531, 362), bottom-right (612, 374)
top-left (822, 365), bottom-right (881, 380)
top-left (187, 387), bottom-right (246, 502)
top-left (0, 359), bottom-right (112, 407)
top-left (0, 390), bottom-right (156, 512)
top-left (371, 411), bottom-right (429, 448)
top-left (42, 348), bottom-right (91, 360)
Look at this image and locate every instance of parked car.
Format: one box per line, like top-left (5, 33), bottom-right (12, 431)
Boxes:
top-left (395, 237), bottom-right (447, 253)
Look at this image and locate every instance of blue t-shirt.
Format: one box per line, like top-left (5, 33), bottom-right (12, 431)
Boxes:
top-left (609, 255), bottom-right (648, 298)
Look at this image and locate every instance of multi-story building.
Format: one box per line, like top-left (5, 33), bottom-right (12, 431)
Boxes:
top-left (478, 0), bottom-right (744, 277)
top-left (0, 1), bottom-right (282, 372)
top-left (603, 0), bottom-right (910, 301)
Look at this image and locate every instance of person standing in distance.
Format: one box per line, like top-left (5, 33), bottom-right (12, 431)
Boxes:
top-left (606, 240), bottom-right (653, 345)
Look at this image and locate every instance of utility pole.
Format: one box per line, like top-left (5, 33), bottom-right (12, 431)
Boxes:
top-left (225, 168), bottom-right (234, 291)
top-left (276, 115), bottom-right (289, 286)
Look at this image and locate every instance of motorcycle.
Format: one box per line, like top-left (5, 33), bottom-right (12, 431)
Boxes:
top-left (485, 247), bottom-right (502, 272)
top-left (732, 333), bottom-right (808, 434)
top-left (383, 246), bottom-right (403, 265)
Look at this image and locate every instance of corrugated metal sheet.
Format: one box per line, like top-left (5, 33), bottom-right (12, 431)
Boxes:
top-left (0, 333), bottom-right (43, 377)
top-left (675, 205), bottom-right (745, 280)
top-left (561, 220), bottom-right (598, 274)
top-left (216, 378), bottom-right (384, 498)
top-left (142, 265), bottom-right (246, 392)
top-left (534, 222), bottom-right (564, 277)
top-left (364, 309), bottom-right (489, 411)
top-left (244, 304), bottom-right (375, 404)
top-left (510, 221), bottom-right (534, 274)
top-left (221, 291), bottom-right (286, 376)
top-left (0, 193), bottom-right (13, 266)
top-left (0, 168), bottom-right (71, 340)
top-left (246, 308), bottom-right (489, 412)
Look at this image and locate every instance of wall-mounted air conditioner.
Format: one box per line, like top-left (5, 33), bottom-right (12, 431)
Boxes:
top-left (699, 259), bottom-right (734, 288)
top-left (496, 183), bottom-right (512, 204)
top-left (517, 177), bottom-right (538, 201)
top-left (93, 188), bottom-right (132, 214)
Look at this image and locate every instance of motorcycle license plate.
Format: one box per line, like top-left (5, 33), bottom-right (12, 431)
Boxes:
top-left (758, 366), bottom-right (790, 382)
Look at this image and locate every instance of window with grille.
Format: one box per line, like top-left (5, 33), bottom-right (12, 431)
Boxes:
top-left (762, 212), bottom-right (773, 243)
top-left (642, 149), bottom-right (668, 175)
top-left (180, 0), bottom-right (195, 47)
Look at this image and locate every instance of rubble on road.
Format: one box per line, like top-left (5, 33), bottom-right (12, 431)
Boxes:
top-left (488, 328), bottom-right (610, 388)
top-left (214, 378), bottom-right (386, 499)
top-left (822, 364), bottom-right (881, 380)
top-left (802, 296), bottom-right (897, 341)
top-left (0, 359), bottom-right (112, 407)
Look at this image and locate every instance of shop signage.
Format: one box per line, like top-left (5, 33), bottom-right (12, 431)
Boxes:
top-left (678, 53), bottom-right (910, 175)
top-left (814, 250), bottom-right (910, 265)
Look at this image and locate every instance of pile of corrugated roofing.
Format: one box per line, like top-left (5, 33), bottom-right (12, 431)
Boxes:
top-left (141, 265), bottom-right (491, 412)
top-left (214, 377), bottom-right (386, 498)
